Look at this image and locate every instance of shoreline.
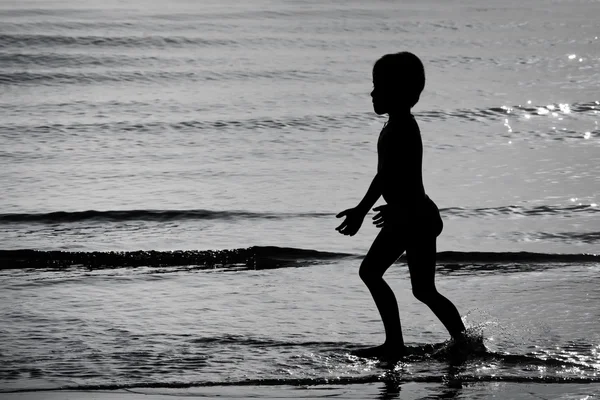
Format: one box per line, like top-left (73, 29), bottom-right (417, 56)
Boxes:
top-left (2, 382), bottom-right (599, 400)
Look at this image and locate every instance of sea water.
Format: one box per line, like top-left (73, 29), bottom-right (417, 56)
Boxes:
top-left (1, 0), bottom-right (599, 398)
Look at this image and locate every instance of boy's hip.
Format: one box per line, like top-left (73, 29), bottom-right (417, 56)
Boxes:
top-left (386, 195), bottom-right (443, 238)
top-left (424, 196), bottom-right (444, 238)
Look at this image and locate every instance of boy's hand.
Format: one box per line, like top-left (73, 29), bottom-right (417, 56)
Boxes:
top-left (372, 204), bottom-right (400, 228)
top-left (335, 207), bottom-right (366, 236)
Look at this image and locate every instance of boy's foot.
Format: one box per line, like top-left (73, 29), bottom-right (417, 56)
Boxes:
top-left (450, 332), bottom-right (486, 353)
top-left (431, 332), bottom-right (487, 359)
top-left (351, 343), bottom-right (405, 360)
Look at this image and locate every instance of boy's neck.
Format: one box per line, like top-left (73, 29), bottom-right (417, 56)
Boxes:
top-left (387, 108), bottom-right (413, 123)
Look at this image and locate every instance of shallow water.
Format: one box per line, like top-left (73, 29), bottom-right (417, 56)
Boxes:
top-left (1, 0), bottom-right (599, 397)
top-left (1, 252), bottom-right (599, 396)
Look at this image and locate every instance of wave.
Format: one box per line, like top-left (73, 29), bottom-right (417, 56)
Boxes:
top-left (1, 333), bottom-right (597, 392)
top-left (418, 100), bottom-right (600, 122)
top-left (0, 33), bottom-right (338, 59)
top-left (0, 246), bottom-right (354, 271)
top-left (3, 375), bottom-right (598, 394)
top-left (2, 203), bottom-right (598, 225)
top-left (3, 102), bottom-right (598, 143)
top-left (0, 209), bottom-right (331, 224)
top-left (534, 231), bottom-right (600, 244)
top-left (1, 336), bottom-right (598, 393)
top-left (189, 334), bottom-right (351, 350)
top-left (435, 251), bottom-right (599, 264)
top-left (0, 33), bottom-right (235, 49)
top-left (420, 100), bottom-right (600, 141)
top-left (442, 203), bottom-right (600, 218)
top-left (0, 113), bottom-right (373, 135)
top-left (159, 334), bottom-right (600, 372)
top-left (0, 68), bottom-right (329, 86)
top-left (0, 52), bottom-right (185, 69)
top-left (0, 246), bottom-right (597, 271)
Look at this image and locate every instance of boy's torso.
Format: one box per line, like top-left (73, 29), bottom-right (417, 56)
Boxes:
top-left (377, 115), bottom-right (426, 209)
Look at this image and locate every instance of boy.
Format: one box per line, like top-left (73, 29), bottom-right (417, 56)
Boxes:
top-left (336, 52), bottom-right (466, 358)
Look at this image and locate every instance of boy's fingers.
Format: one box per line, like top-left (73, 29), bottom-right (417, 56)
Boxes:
top-left (373, 205), bottom-right (384, 212)
top-left (336, 210), bottom-right (348, 218)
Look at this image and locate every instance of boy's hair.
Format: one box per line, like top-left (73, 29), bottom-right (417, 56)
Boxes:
top-left (373, 52), bottom-right (425, 108)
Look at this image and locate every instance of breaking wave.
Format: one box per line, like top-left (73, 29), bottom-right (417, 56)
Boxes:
top-left (0, 246), bottom-right (597, 271)
top-left (1, 203), bottom-right (597, 224)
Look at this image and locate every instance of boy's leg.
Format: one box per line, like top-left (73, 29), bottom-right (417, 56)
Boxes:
top-left (358, 227), bottom-right (406, 352)
top-left (406, 238), bottom-right (466, 339)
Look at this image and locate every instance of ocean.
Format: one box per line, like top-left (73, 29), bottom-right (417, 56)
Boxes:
top-left (1, 0), bottom-right (599, 398)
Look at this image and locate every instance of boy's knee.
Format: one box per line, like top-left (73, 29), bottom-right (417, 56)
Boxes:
top-left (412, 286), bottom-right (437, 303)
top-left (358, 263), bottom-right (371, 283)
top-left (359, 261), bottom-right (380, 284)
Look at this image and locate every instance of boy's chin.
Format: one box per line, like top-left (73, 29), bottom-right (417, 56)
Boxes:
top-left (373, 106), bottom-right (387, 115)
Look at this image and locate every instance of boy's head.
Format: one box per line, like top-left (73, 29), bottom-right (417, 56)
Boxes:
top-left (371, 52), bottom-right (425, 115)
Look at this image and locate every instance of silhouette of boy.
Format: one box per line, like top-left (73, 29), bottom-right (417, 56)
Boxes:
top-left (336, 52), bottom-right (466, 358)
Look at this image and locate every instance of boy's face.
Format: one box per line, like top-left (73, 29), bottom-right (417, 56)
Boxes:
top-left (371, 73), bottom-right (394, 115)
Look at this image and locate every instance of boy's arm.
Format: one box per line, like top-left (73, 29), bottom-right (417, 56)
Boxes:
top-left (336, 174), bottom-right (381, 236)
top-left (355, 174), bottom-right (382, 215)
